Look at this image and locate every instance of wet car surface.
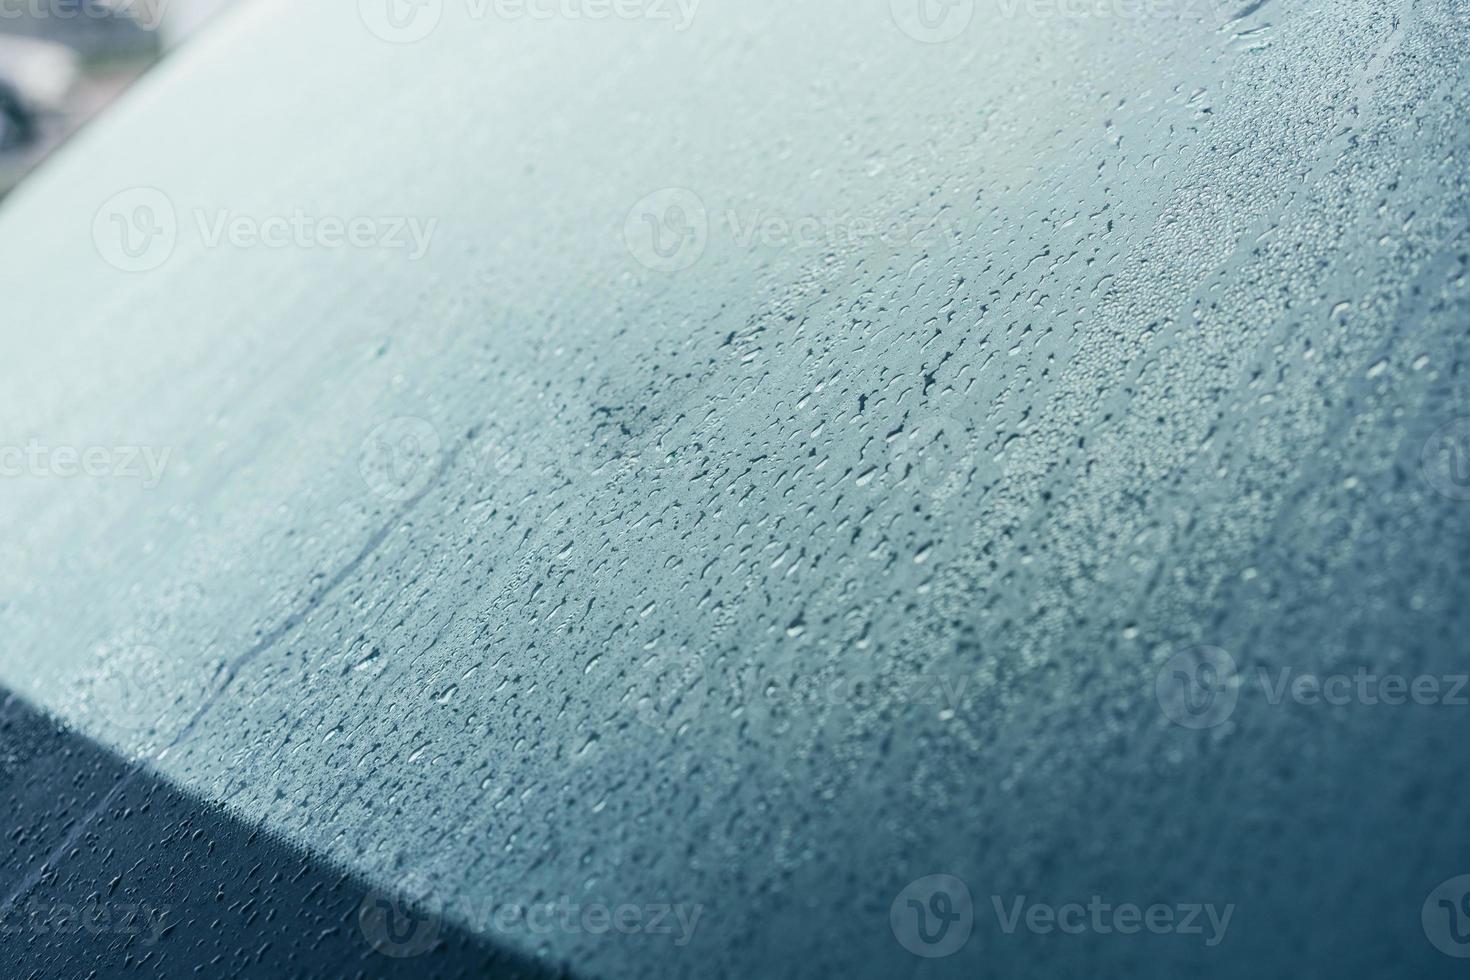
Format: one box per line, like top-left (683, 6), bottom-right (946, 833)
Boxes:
top-left (1, 0), bottom-right (1468, 976)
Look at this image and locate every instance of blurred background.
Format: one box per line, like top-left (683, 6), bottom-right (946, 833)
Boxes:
top-left (0, 0), bottom-right (241, 197)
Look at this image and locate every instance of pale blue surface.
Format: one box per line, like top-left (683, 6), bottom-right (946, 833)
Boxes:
top-left (0, 0), bottom-right (1468, 975)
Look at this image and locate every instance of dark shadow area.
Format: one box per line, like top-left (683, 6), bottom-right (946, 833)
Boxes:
top-left (0, 689), bottom-right (571, 979)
